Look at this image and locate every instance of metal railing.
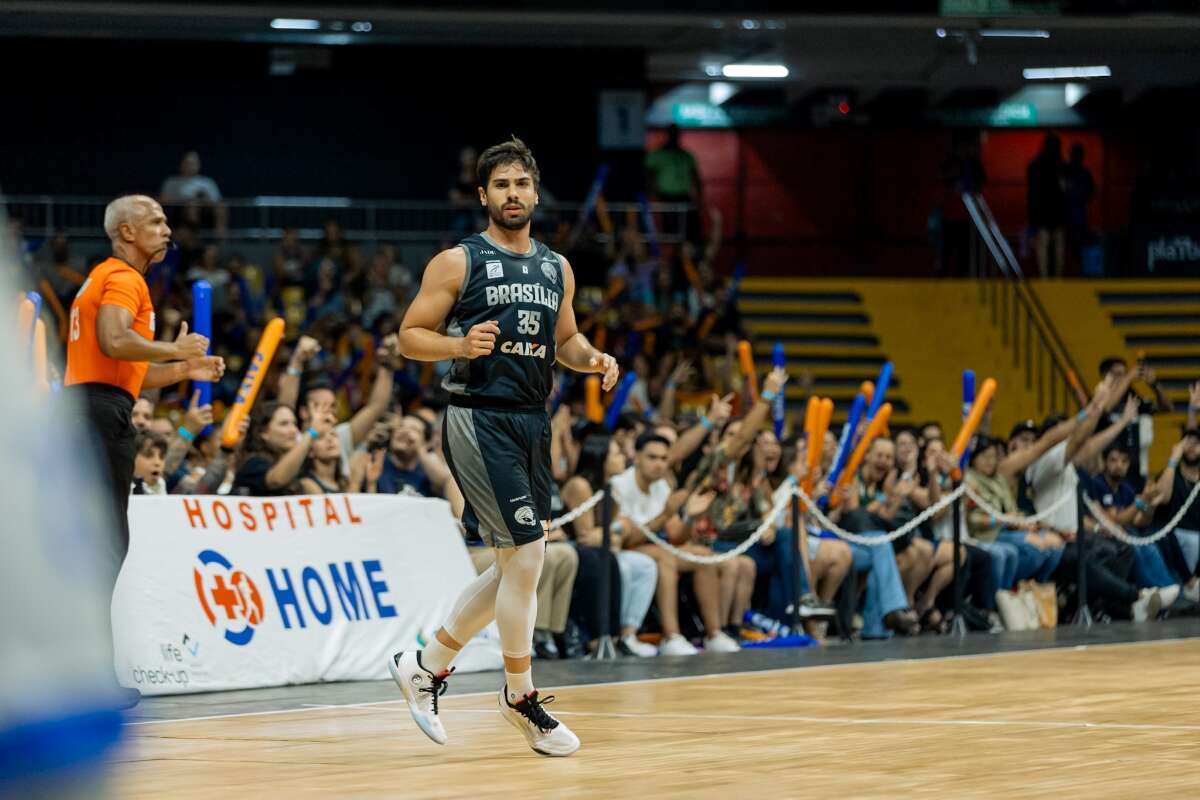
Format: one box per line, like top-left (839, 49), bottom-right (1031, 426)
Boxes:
top-left (1, 194), bottom-right (693, 249)
top-left (963, 192), bottom-right (1087, 415)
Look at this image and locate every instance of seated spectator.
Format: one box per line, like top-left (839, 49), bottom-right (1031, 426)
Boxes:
top-left (130, 430), bottom-right (168, 495)
top-left (233, 401), bottom-right (335, 496)
top-left (855, 437), bottom-right (940, 630)
top-left (559, 433), bottom-right (626, 655)
top-left (1087, 443), bottom-right (1180, 605)
top-left (131, 397), bottom-right (154, 432)
top-left (1001, 382), bottom-right (1162, 622)
top-left (1141, 429), bottom-right (1200, 604)
top-left (376, 414), bottom-right (463, 512)
top-left (298, 429), bottom-right (350, 494)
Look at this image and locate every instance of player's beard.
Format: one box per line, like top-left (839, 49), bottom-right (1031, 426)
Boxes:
top-left (489, 199), bottom-right (533, 231)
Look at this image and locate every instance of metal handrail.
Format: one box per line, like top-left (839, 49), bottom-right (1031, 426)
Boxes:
top-left (962, 192), bottom-right (1087, 415)
top-left (0, 194), bottom-right (693, 246)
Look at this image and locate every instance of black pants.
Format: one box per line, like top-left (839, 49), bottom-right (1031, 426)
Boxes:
top-left (1055, 538), bottom-right (1138, 619)
top-left (569, 544), bottom-right (622, 640)
top-left (66, 383), bottom-right (136, 585)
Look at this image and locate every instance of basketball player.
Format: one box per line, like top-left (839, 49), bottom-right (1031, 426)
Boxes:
top-left (388, 139), bottom-right (618, 757)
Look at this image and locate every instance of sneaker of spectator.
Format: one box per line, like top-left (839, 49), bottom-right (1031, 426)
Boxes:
top-left (703, 629), bottom-right (740, 653)
top-left (658, 634), bottom-right (699, 656)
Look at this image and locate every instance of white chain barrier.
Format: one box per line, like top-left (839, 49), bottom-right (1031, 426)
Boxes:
top-left (547, 489), bottom-right (606, 530)
top-left (960, 483), bottom-right (1076, 527)
top-left (792, 482), bottom-right (966, 546)
top-left (548, 475), bottom-right (1200, 562)
top-left (628, 485), bottom-right (798, 565)
top-left (1082, 480), bottom-right (1200, 547)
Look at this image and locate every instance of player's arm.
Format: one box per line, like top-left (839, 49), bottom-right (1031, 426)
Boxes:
top-left (553, 255), bottom-right (618, 390)
top-left (97, 306), bottom-right (207, 363)
top-left (398, 248), bottom-right (497, 362)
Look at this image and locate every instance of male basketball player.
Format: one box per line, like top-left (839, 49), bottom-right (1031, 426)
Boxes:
top-left (389, 138), bottom-right (618, 757)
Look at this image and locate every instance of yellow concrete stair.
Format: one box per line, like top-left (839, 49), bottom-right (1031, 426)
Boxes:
top-left (1032, 279), bottom-right (1200, 466)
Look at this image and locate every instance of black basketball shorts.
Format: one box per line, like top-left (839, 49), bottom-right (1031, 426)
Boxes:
top-left (442, 405), bottom-right (552, 548)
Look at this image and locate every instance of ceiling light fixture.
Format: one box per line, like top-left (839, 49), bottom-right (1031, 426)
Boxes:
top-left (982, 29), bottom-right (1050, 38)
top-left (270, 19), bottom-right (320, 30)
top-left (1023, 65), bottom-right (1111, 80)
top-left (721, 63), bottom-right (789, 79)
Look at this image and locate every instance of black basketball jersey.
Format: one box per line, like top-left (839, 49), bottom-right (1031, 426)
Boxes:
top-left (442, 232), bottom-right (564, 408)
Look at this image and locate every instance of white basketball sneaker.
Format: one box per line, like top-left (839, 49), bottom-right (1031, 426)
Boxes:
top-left (498, 686), bottom-right (580, 757)
top-left (388, 651), bottom-right (454, 745)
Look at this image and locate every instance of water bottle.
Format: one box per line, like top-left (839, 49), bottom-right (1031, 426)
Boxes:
top-left (743, 610), bottom-right (792, 638)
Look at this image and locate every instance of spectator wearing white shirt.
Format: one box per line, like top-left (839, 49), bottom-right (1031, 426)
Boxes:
top-left (160, 151), bottom-right (228, 235)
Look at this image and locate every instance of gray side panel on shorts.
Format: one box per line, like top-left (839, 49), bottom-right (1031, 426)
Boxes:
top-left (445, 406), bottom-right (514, 548)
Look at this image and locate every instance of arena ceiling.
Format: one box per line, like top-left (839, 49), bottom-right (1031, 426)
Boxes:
top-left (3, 2), bottom-right (1200, 93)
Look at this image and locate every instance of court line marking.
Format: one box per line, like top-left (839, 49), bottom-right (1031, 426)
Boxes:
top-left (124, 635), bottom-right (1199, 728)
top-left (405, 707), bottom-right (1200, 734)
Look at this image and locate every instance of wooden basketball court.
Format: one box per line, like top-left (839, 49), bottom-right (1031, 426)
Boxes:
top-left (113, 632), bottom-right (1200, 798)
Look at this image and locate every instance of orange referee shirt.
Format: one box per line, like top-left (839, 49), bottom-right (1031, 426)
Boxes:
top-left (65, 257), bottom-right (156, 398)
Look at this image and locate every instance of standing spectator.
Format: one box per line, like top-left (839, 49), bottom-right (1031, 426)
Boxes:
top-left (935, 132), bottom-right (987, 276)
top-left (1064, 143), bottom-right (1096, 266)
top-left (1027, 134), bottom-right (1066, 277)
top-left (160, 151), bottom-right (228, 235)
top-left (645, 124), bottom-right (703, 244)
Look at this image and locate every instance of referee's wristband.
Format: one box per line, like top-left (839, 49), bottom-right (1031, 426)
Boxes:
top-left (761, 389), bottom-right (779, 403)
top-left (307, 428), bottom-right (320, 441)
top-left (177, 426), bottom-right (196, 443)
top-left (700, 415), bottom-right (714, 432)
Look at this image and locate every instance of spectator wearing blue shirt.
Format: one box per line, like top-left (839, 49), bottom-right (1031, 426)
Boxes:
top-left (1086, 444), bottom-right (1179, 602)
top-left (378, 414), bottom-right (464, 515)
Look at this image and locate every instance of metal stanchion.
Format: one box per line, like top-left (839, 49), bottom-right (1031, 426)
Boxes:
top-left (592, 484), bottom-right (619, 660)
top-left (791, 493), bottom-right (803, 631)
top-left (950, 489), bottom-right (969, 637)
top-left (1072, 490), bottom-right (1093, 626)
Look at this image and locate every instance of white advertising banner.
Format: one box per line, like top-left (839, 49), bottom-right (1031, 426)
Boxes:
top-left (113, 493), bottom-right (497, 695)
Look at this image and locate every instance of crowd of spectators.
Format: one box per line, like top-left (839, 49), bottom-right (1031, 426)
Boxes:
top-left (7, 153), bottom-right (1200, 659)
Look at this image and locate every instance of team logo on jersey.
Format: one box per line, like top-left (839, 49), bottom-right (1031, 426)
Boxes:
top-left (501, 341), bottom-right (547, 359)
top-left (514, 505), bottom-right (538, 527)
top-left (486, 260), bottom-right (504, 280)
top-left (541, 260), bottom-right (558, 284)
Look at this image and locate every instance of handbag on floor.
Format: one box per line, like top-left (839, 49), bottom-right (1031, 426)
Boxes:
top-left (1018, 580), bottom-right (1057, 628)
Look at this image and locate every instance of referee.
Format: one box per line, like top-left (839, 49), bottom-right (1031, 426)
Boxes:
top-left (65, 195), bottom-right (223, 701)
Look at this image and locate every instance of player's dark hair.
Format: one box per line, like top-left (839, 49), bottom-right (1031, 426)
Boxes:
top-left (477, 137), bottom-right (540, 188)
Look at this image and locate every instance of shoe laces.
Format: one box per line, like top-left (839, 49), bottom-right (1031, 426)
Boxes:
top-left (514, 690), bottom-right (559, 733)
top-left (420, 666), bottom-right (455, 715)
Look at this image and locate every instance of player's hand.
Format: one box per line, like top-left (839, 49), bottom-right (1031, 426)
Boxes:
top-left (173, 321), bottom-right (210, 360)
top-left (461, 321), bottom-right (500, 359)
top-left (590, 351), bottom-right (619, 391)
top-left (185, 355), bottom-right (225, 383)
top-left (182, 390), bottom-right (215, 435)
